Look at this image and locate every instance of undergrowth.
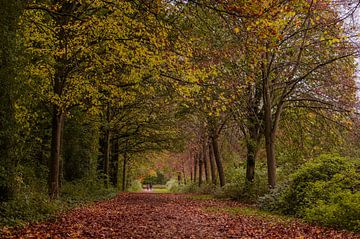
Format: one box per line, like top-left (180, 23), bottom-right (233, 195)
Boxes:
top-left (0, 178), bottom-right (117, 227)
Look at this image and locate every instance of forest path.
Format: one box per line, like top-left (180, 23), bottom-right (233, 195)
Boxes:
top-left (2, 193), bottom-right (359, 239)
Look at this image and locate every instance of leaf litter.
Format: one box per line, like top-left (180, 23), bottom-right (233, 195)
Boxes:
top-left (1, 193), bottom-right (359, 239)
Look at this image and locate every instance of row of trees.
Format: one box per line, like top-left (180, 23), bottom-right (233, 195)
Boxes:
top-left (168, 0), bottom-right (359, 189)
top-left (0, 0), bottom-right (359, 203)
top-left (0, 0), bottom-right (193, 200)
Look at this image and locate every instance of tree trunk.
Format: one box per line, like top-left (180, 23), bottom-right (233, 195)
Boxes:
top-left (0, 78), bottom-right (15, 201)
top-left (203, 141), bottom-right (209, 182)
top-left (0, 1), bottom-right (21, 200)
top-left (263, 68), bottom-right (276, 188)
top-left (49, 107), bottom-right (64, 199)
top-left (264, 128), bottom-right (276, 188)
top-left (183, 169), bottom-right (187, 185)
top-left (104, 128), bottom-right (111, 187)
top-left (198, 151), bottom-right (203, 186)
top-left (211, 135), bottom-right (225, 187)
top-left (122, 153), bottom-right (128, 192)
top-left (246, 125), bottom-right (261, 183)
top-left (193, 153), bottom-right (198, 183)
top-left (189, 152), bottom-right (193, 183)
top-left (104, 104), bottom-right (111, 187)
top-left (111, 139), bottom-right (119, 187)
top-left (264, 103), bottom-right (282, 189)
top-left (245, 83), bottom-right (262, 183)
top-left (0, 78), bottom-right (16, 201)
top-left (208, 141), bottom-right (217, 185)
top-left (58, 119), bottom-right (65, 189)
top-left (246, 141), bottom-right (256, 182)
top-left (48, 1), bottom-right (76, 199)
top-left (182, 160), bottom-right (187, 185)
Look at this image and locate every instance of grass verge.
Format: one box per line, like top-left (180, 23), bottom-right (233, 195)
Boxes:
top-left (204, 206), bottom-right (297, 224)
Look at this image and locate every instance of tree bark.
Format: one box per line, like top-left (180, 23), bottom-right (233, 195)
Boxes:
top-left (246, 141), bottom-right (256, 182)
top-left (264, 103), bottom-right (283, 188)
top-left (244, 80), bottom-right (263, 183)
top-left (211, 135), bottom-right (225, 187)
top-left (49, 107), bottom-right (64, 199)
top-left (263, 63), bottom-right (281, 188)
top-left (0, 1), bottom-right (22, 201)
top-left (246, 123), bottom-right (261, 182)
top-left (111, 139), bottom-right (119, 187)
top-left (193, 153), bottom-right (198, 183)
top-left (203, 141), bottom-right (209, 182)
top-left (208, 140), bottom-right (217, 185)
top-left (58, 118), bottom-right (65, 189)
top-left (103, 104), bottom-right (112, 187)
top-left (182, 160), bottom-right (187, 185)
top-left (183, 170), bottom-right (187, 185)
top-left (189, 152), bottom-right (193, 182)
top-left (104, 128), bottom-right (111, 187)
top-left (198, 151), bottom-right (203, 186)
top-left (264, 126), bottom-right (276, 188)
top-left (121, 153), bottom-right (128, 192)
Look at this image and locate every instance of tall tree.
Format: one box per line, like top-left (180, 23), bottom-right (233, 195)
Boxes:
top-left (0, 0), bottom-right (23, 201)
top-left (235, 0), bottom-right (358, 187)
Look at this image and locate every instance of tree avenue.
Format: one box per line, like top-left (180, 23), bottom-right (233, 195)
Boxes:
top-left (0, 0), bottom-right (359, 232)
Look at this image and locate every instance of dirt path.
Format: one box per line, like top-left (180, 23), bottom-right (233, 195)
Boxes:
top-left (2, 193), bottom-right (359, 239)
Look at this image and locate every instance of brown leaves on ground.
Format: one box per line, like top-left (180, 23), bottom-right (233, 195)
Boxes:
top-left (1, 193), bottom-right (359, 239)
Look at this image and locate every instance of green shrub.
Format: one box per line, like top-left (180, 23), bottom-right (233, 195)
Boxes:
top-left (61, 177), bottom-right (117, 202)
top-left (128, 180), bottom-right (143, 192)
top-left (166, 179), bottom-right (182, 192)
top-left (257, 182), bottom-right (289, 211)
top-left (259, 154), bottom-right (360, 231)
top-left (197, 182), bottom-right (217, 194)
top-left (0, 162), bottom-right (60, 226)
top-left (182, 182), bottom-right (198, 193)
top-left (218, 167), bottom-right (268, 202)
top-left (304, 191), bottom-right (360, 231)
top-left (0, 185), bottom-right (62, 226)
top-left (166, 180), bottom-right (216, 194)
top-left (279, 154), bottom-right (357, 216)
top-left (0, 176), bottom-right (118, 227)
top-left (214, 183), bottom-right (237, 199)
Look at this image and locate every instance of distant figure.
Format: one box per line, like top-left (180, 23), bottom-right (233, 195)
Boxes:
top-left (146, 184), bottom-right (149, 191)
top-left (149, 183), bottom-right (153, 191)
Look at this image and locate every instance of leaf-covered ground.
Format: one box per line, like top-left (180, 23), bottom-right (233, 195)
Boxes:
top-left (1, 193), bottom-right (359, 239)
